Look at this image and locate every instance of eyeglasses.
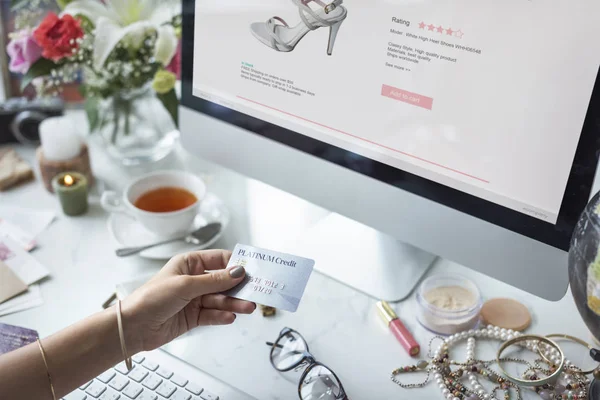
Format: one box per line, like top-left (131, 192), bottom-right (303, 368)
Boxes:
top-left (266, 327), bottom-right (348, 400)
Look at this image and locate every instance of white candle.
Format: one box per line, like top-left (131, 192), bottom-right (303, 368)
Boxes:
top-left (39, 117), bottom-right (82, 161)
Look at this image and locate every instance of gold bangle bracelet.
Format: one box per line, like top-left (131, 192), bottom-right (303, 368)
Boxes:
top-left (496, 334), bottom-right (565, 387)
top-left (116, 300), bottom-right (133, 371)
top-left (37, 339), bottom-right (57, 400)
top-left (538, 334), bottom-right (599, 375)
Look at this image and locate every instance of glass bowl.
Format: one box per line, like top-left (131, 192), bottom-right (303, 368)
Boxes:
top-left (416, 274), bottom-right (482, 335)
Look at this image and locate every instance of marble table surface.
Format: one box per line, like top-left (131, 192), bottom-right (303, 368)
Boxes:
top-left (0, 116), bottom-right (597, 399)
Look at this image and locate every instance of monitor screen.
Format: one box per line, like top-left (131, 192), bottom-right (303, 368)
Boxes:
top-left (184, 0), bottom-right (600, 249)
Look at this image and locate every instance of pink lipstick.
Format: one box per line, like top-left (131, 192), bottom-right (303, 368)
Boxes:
top-left (377, 300), bottom-right (420, 357)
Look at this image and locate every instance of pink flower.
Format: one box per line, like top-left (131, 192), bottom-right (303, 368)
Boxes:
top-left (6, 31), bottom-right (43, 74)
top-left (166, 41), bottom-right (181, 80)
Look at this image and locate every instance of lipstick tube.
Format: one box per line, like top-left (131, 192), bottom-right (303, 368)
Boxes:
top-left (376, 300), bottom-right (420, 356)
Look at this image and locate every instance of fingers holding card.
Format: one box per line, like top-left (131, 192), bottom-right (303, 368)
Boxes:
top-left (223, 244), bottom-right (315, 313)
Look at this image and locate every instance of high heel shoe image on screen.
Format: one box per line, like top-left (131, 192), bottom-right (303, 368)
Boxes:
top-left (250, 0), bottom-right (348, 56)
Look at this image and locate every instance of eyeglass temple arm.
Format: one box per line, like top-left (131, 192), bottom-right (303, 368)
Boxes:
top-left (265, 341), bottom-right (285, 349)
top-left (265, 342), bottom-right (305, 356)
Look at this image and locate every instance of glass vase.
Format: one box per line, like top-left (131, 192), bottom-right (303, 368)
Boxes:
top-left (95, 84), bottom-right (178, 166)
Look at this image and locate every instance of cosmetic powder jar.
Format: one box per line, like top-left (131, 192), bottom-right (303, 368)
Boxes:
top-left (416, 274), bottom-right (482, 335)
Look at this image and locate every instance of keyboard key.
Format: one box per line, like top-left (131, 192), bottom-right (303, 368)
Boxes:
top-left (85, 381), bottom-right (107, 398)
top-left (184, 383), bottom-right (203, 396)
top-left (141, 374), bottom-right (162, 391)
top-left (80, 381), bottom-right (93, 390)
top-left (128, 367), bottom-right (149, 383)
top-left (137, 392), bottom-right (158, 400)
top-left (156, 367), bottom-right (173, 379)
top-left (98, 389), bottom-right (120, 400)
top-left (141, 359), bottom-right (159, 371)
top-left (156, 381), bottom-right (177, 398)
top-left (122, 383), bottom-right (143, 399)
top-left (132, 354), bottom-right (145, 364)
top-left (199, 391), bottom-right (218, 400)
top-left (115, 362), bottom-right (131, 375)
top-left (65, 391), bottom-right (87, 400)
top-left (97, 370), bottom-right (116, 383)
top-left (109, 375), bottom-right (129, 391)
top-left (170, 374), bottom-right (188, 387)
top-left (171, 390), bottom-right (191, 400)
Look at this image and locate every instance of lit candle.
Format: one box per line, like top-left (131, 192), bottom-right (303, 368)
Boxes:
top-left (51, 172), bottom-right (88, 216)
top-left (39, 117), bottom-right (82, 161)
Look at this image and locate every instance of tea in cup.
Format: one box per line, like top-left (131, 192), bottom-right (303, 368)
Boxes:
top-left (101, 170), bottom-right (206, 237)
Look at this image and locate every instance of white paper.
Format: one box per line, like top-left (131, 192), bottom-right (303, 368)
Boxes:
top-left (0, 219), bottom-right (36, 251)
top-left (0, 207), bottom-right (55, 250)
top-left (0, 284), bottom-right (42, 312)
top-left (0, 237), bottom-right (50, 286)
top-left (0, 284), bottom-right (44, 317)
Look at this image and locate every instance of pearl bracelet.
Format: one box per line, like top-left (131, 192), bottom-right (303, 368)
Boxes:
top-left (391, 325), bottom-right (590, 400)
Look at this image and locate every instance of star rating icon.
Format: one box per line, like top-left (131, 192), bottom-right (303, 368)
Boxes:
top-left (417, 22), bottom-right (465, 38)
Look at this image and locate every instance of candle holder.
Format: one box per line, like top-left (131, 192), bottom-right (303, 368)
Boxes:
top-left (37, 144), bottom-right (94, 193)
top-left (52, 172), bottom-right (89, 216)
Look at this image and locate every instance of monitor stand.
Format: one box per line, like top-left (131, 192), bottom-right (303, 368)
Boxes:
top-left (293, 213), bottom-right (437, 302)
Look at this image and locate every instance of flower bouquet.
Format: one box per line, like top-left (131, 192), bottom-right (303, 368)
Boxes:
top-left (6, 0), bottom-right (182, 165)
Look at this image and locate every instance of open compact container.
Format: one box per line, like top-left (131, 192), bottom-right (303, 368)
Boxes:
top-left (416, 274), bottom-right (483, 335)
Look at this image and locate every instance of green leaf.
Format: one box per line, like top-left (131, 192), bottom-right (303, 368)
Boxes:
top-left (78, 84), bottom-right (88, 98)
top-left (157, 89), bottom-right (179, 128)
top-left (10, 0), bottom-right (28, 9)
top-left (20, 58), bottom-right (57, 92)
top-left (84, 97), bottom-right (100, 133)
top-left (56, 0), bottom-right (75, 9)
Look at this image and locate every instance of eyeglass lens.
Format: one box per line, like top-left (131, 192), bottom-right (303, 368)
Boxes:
top-left (300, 365), bottom-right (342, 400)
top-left (271, 330), bottom-right (308, 370)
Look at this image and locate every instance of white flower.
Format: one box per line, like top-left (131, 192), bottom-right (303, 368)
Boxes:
top-left (154, 25), bottom-right (178, 66)
top-left (63, 0), bottom-right (180, 70)
top-left (122, 63), bottom-right (134, 78)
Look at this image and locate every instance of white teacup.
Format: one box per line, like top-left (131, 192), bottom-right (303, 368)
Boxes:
top-left (101, 170), bottom-right (206, 237)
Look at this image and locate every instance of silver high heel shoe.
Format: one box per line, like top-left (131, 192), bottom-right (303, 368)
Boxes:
top-left (250, 0), bottom-right (348, 56)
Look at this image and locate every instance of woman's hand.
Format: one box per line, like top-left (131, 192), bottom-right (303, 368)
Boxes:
top-left (122, 250), bottom-right (256, 353)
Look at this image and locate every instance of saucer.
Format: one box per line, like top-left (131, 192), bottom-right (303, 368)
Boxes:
top-left (108, 193), bottom-right (230, 260)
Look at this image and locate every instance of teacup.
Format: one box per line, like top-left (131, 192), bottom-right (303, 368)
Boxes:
top-left (101, 170), bottom-right (206, 237)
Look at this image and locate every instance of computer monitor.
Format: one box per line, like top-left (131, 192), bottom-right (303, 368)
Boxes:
top-left (180, 0), bottom-right (600, 301)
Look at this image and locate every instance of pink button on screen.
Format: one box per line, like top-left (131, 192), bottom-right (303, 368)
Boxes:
top-left (381, 84), bottom-right (434, 110)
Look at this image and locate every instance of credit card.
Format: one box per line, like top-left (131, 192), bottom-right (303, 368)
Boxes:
top-left (223, 244), bottom-right (315, 313)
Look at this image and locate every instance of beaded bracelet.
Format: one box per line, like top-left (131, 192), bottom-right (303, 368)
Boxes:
top-left (390, 326), bottom-right (589, 400)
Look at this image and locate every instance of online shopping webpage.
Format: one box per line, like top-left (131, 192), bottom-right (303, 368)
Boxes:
top-left (193, 0), bottom-right (600, 223)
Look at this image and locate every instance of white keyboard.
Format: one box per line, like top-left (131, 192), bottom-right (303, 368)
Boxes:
top-left (63, 349), bottom-right (254, 400)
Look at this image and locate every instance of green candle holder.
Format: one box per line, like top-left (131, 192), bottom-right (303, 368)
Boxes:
top-left (52, 172), bottom-right (89, 216)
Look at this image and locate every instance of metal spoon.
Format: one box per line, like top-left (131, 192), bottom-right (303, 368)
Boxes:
top-left (115, 222), bottom-right (223, 257)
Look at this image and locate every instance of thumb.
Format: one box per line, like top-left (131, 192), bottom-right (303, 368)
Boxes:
top-left (194, 266), bottom-right (246, 296)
